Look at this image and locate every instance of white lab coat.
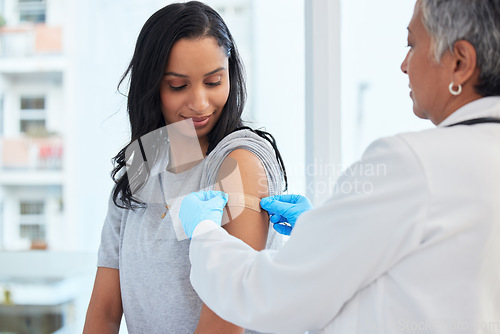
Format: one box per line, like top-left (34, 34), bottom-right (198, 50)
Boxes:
top-left (189, 97), bottom-right (500, 334)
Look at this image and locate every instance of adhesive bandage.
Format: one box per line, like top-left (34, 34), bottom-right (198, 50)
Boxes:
top-left (225, 193), bottom-right (262, 212)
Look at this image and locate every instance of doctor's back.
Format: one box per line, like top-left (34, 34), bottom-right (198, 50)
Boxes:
top-left (313, 0), bottom-right (500, 329)
top-left (318, 97), bottom-right (500, 333)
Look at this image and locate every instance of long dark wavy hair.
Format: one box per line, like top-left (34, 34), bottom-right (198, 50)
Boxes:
top-left (112, 1), bottom-right (287, 209)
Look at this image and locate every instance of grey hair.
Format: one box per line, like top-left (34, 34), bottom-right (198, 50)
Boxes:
top-left (420, 0), bottom-right (500, 96)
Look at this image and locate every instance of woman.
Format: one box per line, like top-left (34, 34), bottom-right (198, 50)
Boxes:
top-left (83, 2), bottom-right (286, 333)
top-left (178, 0), bottom-right (500, 333)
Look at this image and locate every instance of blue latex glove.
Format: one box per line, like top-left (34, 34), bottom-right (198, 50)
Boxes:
top-left (179, 191), bottom-right (229, 238)
top-left (260, 194), bottom-right (313, 235)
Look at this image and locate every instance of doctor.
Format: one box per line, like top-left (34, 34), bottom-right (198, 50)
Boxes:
top-left (179, 0), bottom-right (500, 333)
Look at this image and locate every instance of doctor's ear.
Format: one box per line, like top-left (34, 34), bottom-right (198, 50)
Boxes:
top-left (451, 40), bottom-right (478, 86)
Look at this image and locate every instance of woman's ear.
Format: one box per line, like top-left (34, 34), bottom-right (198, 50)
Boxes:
top-left (451, 40), bottom-right (478, 86)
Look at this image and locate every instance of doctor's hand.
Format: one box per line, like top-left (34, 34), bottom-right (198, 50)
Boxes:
top-left (179, 191), bottom-right (229, 238)
top-left (260, 194), bottom-right (313, 235)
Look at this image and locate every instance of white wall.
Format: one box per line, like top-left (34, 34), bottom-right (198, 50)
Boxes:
top-left (46, 0), bottom-right (65, 25)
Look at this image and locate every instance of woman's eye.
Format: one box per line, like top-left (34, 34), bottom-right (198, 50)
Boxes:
top-left (169, 85), bottom-right (187, 92)
top-left (206, 81), bottom-right (222, 87)
top-left (205, 75), bottom-right (222, 87)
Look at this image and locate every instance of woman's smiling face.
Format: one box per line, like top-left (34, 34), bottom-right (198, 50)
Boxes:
top-left (160, 37), bottom-right (230, 146)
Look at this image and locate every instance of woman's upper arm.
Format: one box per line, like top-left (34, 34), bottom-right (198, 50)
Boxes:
top-left (194, 149), bottom-right (270, 333)
top-left (215, 148), bottom-right (270, 251)
top-left (83, 267), bottom-right (123, 334)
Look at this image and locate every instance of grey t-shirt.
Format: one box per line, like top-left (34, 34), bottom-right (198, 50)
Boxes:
top-left (97, 129), bottom-right (284, 334)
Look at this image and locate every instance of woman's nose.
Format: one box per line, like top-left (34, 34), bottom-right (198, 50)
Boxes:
top-left (401, 52), bottom-right (409, 74)
top-left (188, 87), bottom-right (209, 113)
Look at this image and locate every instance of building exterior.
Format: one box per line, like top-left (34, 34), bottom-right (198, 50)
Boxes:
top-left (0, 1), bottom-right (79, 332)
top-left (0, 0), bottom-right (66, 251)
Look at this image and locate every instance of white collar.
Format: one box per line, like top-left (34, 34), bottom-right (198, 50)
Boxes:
top-left (438, 96), bottom-right (500, 127)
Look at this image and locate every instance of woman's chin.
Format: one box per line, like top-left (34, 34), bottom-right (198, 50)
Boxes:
top-left (412, 107), bottom-right (429, 121)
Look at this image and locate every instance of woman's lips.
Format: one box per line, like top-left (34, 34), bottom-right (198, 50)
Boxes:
top-left (183, 115), bottom-right (211, 128)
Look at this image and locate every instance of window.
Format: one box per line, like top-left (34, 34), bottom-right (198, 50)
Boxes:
top-left (20, 200), bottom-right (44, 215)
top-left (21, 96), bottom-right (45, 109)
top-left (19, 200), bottom-right (46, 241)
top-left (340, 0), bottom-right (432, 167)
top-left (18, 0), bottom-right (46, 23)
top-left (2, 1), bottom-right (305, 333)
top-left (20, 95), bottom-right (46, 134)
top-left (20, 223), bottom-right (45, 240)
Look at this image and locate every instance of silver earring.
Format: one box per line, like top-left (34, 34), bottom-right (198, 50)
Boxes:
top-left (449, 82), bottom-right (462, 96)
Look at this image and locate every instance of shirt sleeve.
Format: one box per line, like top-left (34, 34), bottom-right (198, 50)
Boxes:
top-left (97, 191), bottom-right (123, 269)
top-left (203, 130), bottom-right (283, 197)
top-left (189, 135), bottom-right (429, 333)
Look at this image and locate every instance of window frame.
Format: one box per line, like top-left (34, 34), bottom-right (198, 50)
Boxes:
top-left (304, 0), bottom-right (341, 205)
